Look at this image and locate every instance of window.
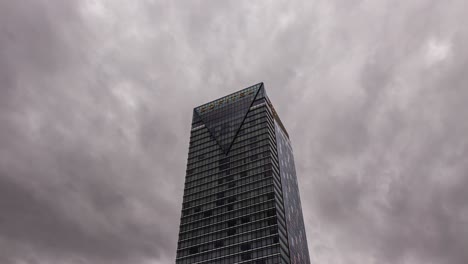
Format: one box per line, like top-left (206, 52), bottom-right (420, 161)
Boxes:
top-left (240, 171), bottom-right (247, 178)
top-left (241, 216), bottom-right (251, 224)
top-left (241, 253), bottom-right (252, 261)
top-left (228, 220), bottom-right (236, 227)
top-left (194, 206), bottom-right (201, 213)
top-left (217, 192), bottom-right (225, 199)
top-left (250, 155), bottom-right (258, 161)
top-left (240, 243), bottom-right (251, 251)
top-left (273, 235), bottom-right (279, 244)
top-left (267, 209), bottom-right (276, 217)
top-left (214, 240), bottom-right (224, 248)
top-left (203, 210), bottom-right (212, 218)
top-left (216, 199), bottom-right (225, 206)
top-left (228, 182), bottom-right (236, 188)
top-left (227, 205), bottom-right (234, 211)
top-left (252, 98), bottom-right (264, 106)
top-left (189, 247), bottom-right (199, 255)
top-left (268, 219), bottom-right (276, 226)
top-left (227, 228), bottom-right (236, 236)
top-left (219, 164), bottom-right (230, 170)
top-left (227, 197), bottom-right (237, 203)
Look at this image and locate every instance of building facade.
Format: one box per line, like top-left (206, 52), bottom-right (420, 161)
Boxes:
top-left (176, 83), bottom-right (310, 264)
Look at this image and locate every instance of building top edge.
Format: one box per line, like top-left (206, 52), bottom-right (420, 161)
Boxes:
top-left (193, 82), bottom-right (263, 112)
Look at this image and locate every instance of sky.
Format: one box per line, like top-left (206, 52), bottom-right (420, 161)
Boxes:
top-left (1, 0), bottom-right (467, 263)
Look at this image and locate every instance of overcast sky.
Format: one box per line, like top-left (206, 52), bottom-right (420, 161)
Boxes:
top-left (1, 0), bottom-right (468, 263)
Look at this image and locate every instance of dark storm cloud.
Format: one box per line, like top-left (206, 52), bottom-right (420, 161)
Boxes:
top-left (1, 0), bottom-right (467, 263)
top-left (0, 1), bottom-right (183, 263)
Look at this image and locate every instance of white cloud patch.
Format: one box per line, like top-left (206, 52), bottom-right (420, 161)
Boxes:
top-left (424, 37), bottom-right (452, 66)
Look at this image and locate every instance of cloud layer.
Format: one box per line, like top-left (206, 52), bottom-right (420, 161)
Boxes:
top-left (1, 0), bottom-right (467, 263)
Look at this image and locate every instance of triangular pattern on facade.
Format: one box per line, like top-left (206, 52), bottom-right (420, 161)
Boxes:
top-left (194, 83), bottom-right (263, 155)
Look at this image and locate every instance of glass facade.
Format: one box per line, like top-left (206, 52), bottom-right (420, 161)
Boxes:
top-left (176, 83), bottom-right (310, 264)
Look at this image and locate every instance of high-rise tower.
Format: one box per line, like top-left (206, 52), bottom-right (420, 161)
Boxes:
top-left (176, 83), bottom-right (310, 264)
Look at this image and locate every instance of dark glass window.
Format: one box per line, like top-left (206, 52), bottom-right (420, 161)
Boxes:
top-left (252, 98), bottom-right (264, 106)
top-left (240, 243), bottom-right (251, 251)
top-left (241, 253), bottom-right (252, 260)
top-left (268, 219), bottom-right (276, 226)
top-left (214, 240), bottom-right (224, 248)
top-left (267, 209), bottom-right (276, 217)
top-left (270, 227), bottom-right (278, 234)
top-left (228, 220), bottom-right (236, 227)
top-left (227, 228), bottom-right (236, 236)
top-left (240, 171), bottom-right (247, 178)
top-left (189, 247), bottom-right (199, 255)
top-left (273, 235), bottom-right (279, 243)
top-left (219, 158), bottom-right (230, 164)
top-left (194, 207), bottom-right (201, 213)
top-left (203, 210), bottom-right (212, 218)
top-left (217, 192), bottom-right (225, 199)
top-left (241, 216), bottom-right (250, 224)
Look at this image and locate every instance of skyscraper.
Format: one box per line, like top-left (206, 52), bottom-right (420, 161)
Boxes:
top-left (176, 83), bottom-right (310, 264)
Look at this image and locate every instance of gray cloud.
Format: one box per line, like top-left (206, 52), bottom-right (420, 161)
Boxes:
top-left (1, 0), bottom-right (467, 263)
